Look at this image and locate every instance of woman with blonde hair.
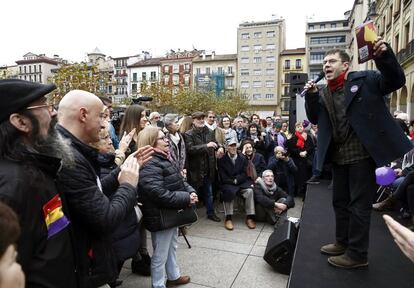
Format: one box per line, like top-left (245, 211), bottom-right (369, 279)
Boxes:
top-left (137, 126), bottom-right (198, 288)
top-left (178, 116), bottom-right (193, 134)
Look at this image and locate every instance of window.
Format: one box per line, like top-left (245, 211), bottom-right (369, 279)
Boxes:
top-left (196, 68), bottom-right (201, 75)
top-left (184, 63), bottom-right (190, 72)
top-left (320, 24), bottom-right (325, 29)
top-left (265, 93), bottom-right (275, 99)
top-left (227, 66), bottom-right (233, 74)
top-left (253, 93), bottom-right (261, 99)
top-left (34, 75), bottom-right (37, 82)
top-left (284, 60), bottom-right (290, 69)
top-left (132, 84), bottom-right (137, 92)
top-left (39, 65), bottom-right (41, 72)
top-left (253, 57), bottom-right (262, 63)
top-left (241, 81), bottom-right (249, 88)
top-left (184, 75), bottom-right (190, 85)
top-left (164, 65), bottom-right (169, 73)
top-left (241, 57), bottom-right (249, 64)
top-left (266, 44), bottom-right (275, 50)
top-left (265, 80), bottom-right (275, 88)
top-left (218, 67), bottom-right (223, 74)
top-left (309, 25), bottom-right (314, 30)
top-left (173, 64), bottom-right (179, 73)
top-left (206, 67), bottom-right (211, 75)
top-left (253, 81), bottom-right (262, 88)
top-left (241, 45), bottom-right (250, 52)
top-left (226, 79), bottom-right (233, 87)
top-left (241, 33), bottom-right (250, 39)
top-left (295, 59), bottom-right (302, 69)
top-left (253, 69), bottom-right (262, 76)
top-left (310, 36), bottom-right (346, 44)
top-left (39, 75), bottom-right (42, 83)
top-left (133, 73), bottom-right (137, 82)
top-left (241, 69), bottom-right (249, 76)
top-left (19, 67), bottom-right (22, 73)
top-left (150, 71), bottom-right (156, 81)
top-left (266, 68), bottom-right (275, 75)
top-left (253, 44), bottom-right (262, 51)
top-left (266, 30), bottom-right (275, 37)
top-left (310, 52), bottom-right (325, 64)
top-left (24, 66), bottom-right (26, 73)
top-left (266, 56), bottom-right (275, 62)
top-left (253, 32), bottom-right (262, 38)
top-left (34, 65), bottom-right (36, 73)
top-left (172, 74), bottom-right (179, 85)
top-left (142, 72), bottom-right (146, 81)
top-left (331, 23), bottom-right (336, 28)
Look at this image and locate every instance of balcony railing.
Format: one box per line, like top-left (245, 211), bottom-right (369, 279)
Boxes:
top-left (396, 39), bottom-right (414, 64)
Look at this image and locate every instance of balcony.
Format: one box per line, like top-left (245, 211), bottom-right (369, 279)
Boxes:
top-left (225, 86), bottom-right (234, 90)
top-left (396, 39), bottom-right (414, 64)
top-left (225, 72), bottom-right (234, 77)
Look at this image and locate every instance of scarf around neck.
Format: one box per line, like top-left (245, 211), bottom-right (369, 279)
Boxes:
top-left (295, 131), bottom-right (305, 149)
top-left (327, 71), bottom-right (346, 92)
top-left (256, 177), bottom-right (277, 196)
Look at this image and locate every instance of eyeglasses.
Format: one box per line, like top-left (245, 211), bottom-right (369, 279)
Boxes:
top-left (322, 59), bottom-right (341, 65)
top-left (26, 103), bottom-right (56, 113)
top-left (157, 136), bottom-right (169, 141)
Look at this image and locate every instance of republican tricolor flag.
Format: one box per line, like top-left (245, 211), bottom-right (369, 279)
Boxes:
top-left (43, 194), bottom-right (70, 239)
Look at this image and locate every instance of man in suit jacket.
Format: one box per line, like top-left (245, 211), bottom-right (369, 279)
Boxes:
top-left (218, 139), bottom-right (256, 230)
top-left (304, 36), bottom-right (413, 269)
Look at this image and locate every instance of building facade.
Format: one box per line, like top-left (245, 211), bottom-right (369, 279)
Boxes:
top-left (237, 19), bottom-right (286, 117)
top-left (373, 0), bottom-right (414, 117)
top-left (127, 57), bottom-right (162, 97)
top-left (305, 17), bottom-right (351, 85)
top-left (87, 47), bottom-right (115, 98)
top-left (160, 49), bottom-right (201, 93)
top-left (192, 51), bottom-right (237, 95)
top-left (279, 48), bottom-right (307, 116)
top-left (15, 52), bottom-right (62, 84)
top-left (0, 65), bottom-right (19, 80)
top-left (112, 54), bottom-right (142, 103)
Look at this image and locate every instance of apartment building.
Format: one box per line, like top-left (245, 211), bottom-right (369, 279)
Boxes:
top-left (237, 19), bottom-right (286, 117)
top-left (15, 52), bottom-right (63, 84)
top-left (305, 17), bottom-right (351, 85)
top-left (127, 57), bottom-right (162, 97)
top-left (0, 65), bottom-right (19, 79)
top-left (279, 48), bottom-right (307, 117)
top-left (192, 51), bottom-right (237, 95)
top-left (87, 47), bottom-right (114, 97)
top-left (112, 54), bottom-right (142, 103)
top-left (160, 49), bottom-right (201, 93)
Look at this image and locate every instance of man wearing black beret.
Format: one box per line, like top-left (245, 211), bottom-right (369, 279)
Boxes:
top-left (0, 79), bottom-right (78, 287)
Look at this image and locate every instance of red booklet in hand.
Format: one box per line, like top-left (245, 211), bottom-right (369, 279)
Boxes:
top-left (355, 21), bottom-right (378, 63)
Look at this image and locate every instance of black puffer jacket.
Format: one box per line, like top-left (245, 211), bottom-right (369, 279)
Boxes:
top-left (57, 125), bottom-right (137, 288)
top-left (139, 152), bottom-right (195, 232)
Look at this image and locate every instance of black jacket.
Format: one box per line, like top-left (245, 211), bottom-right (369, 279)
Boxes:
top-left (57, 125), bottom-right (137, 288)
top-left (184, 126), bottom-right (218, 187)
top-left (0, 153), bottom-right (77, 288)
top-left (305, 47), bottom-right (413, 171)
top-left (218, 153), bottom-right (253, 202)
top-left (139, 152), bottom-right (194, 232)
top-left (254, 181), bottom-right (294, 209)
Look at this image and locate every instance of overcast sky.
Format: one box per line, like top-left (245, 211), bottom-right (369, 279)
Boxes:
top-left (1, 0), bottom-right (355, 66)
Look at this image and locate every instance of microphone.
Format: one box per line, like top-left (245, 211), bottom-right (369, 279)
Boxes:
top-left (298, 71), bottom-right (325, 97)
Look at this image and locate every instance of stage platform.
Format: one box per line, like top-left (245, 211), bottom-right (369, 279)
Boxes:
top-left (288, 181), bottom-right (414, 288)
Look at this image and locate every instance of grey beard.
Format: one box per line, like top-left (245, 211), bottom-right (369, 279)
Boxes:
top-left (30, 122), bottom-right (75, 168)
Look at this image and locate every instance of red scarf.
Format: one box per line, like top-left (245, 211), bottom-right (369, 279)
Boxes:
top-left (295, 131), bottom-right (305, 149)
top-left (327, 71), bottom-right (346, 92)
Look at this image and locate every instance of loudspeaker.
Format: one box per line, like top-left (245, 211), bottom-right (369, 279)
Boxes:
top-left (288, 94), bottom-right (297, 134)
top-left (287, 73), bottom-right (307, 133)
top-left (263, 220), bottom-right (298, 275)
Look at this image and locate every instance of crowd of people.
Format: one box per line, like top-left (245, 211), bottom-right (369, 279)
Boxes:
top-left (2, 36), bottom-right (414, 288)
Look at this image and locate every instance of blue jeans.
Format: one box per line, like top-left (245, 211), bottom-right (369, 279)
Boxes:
top-left (151, 227), bottom-right (180, 288)
top-left (201, 177), bottom-right (214, 216)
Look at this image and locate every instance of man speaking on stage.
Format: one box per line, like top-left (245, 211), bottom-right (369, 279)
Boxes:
top-left (303, 36), bottom-right (412, 269)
